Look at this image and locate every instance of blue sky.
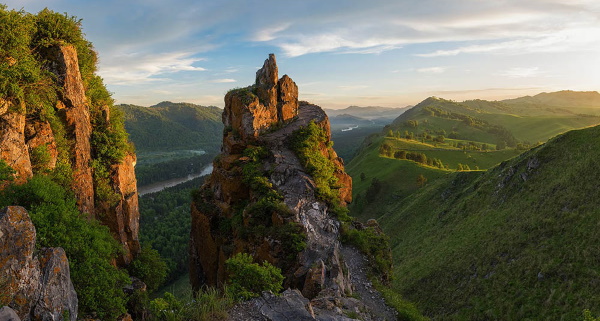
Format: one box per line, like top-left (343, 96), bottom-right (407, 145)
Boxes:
top-left (4, 0), bottom-right (600, 108)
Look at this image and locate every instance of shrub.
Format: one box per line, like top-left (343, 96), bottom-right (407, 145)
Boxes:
top-left (341, 223), bottom-right (393, 283)
top-left (0, 175), bottom-right (130, 319)
top-left (225, 252), bottom-right (284, 300)
top-left (128, 245), bottom-right (168, 293)
top-left (0, 159), bottom-right (15, 181)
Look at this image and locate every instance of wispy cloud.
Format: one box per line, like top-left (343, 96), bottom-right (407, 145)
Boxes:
top-left (417, 67), bottom-right (446, 74)
top-left (210, 78), bottom-right (237, 83)
top-left (98, 51), bottom-right (206, 85)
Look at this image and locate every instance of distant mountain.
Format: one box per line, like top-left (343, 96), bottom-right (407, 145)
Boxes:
top-left (325, 105), bottom-right (410, 120)
top-left (504, 90), bottom-right (600, 108)
top-left (117, 102), bottom-right (223, 153)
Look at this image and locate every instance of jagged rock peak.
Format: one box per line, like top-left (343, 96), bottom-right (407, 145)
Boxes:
top-left (222, 54), bottom-right (298, 147)
top-left (191, 55), bottom-right (354, 308)
top-left (255, 53), bottom-right (278, 87)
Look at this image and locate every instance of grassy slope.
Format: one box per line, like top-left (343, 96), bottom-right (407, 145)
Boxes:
top-left (377, 125), bottom-right (600, 320)
top-left (346, 136), bottom-right (449, 220)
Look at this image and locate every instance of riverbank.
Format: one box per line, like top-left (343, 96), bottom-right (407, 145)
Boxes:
top-left (138, 164), bottom-right (213, 196)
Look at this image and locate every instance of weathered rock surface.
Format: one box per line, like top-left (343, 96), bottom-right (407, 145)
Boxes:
top-left (52, 45), bottom-right (95, 218)
top-left (24, 120), bottom-right (58, 171)
top-left (0, 206), bottom-right (40, 319)
top-left (0, 306), bottom-right (21, 321)
top-left (0, 99), bottom-right (32, 184)
top-left (103, 153), bottom-right (141, 265)
top-left (191, 55), bottom-right (367, 321)
top-left (32, 248), bottom-right (78, 321)
top-left (191, 55), bottom-right (352, 293)
top-left (0, 44), bottom-right (140, 265)
top-left (0, 206), bottom-right (78, 321)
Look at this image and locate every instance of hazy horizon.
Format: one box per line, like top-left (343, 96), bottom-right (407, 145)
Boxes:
top-left (3, 0), bottom-right (600, 109)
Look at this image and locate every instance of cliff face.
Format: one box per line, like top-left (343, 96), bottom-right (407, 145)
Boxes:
top-left (0, 44), bottom-right (140, 265)
top-left (190, 55), bottom-right (353, 299)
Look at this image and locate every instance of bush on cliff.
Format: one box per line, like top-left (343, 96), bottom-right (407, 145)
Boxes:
top-left (0, 175), bottom-right (129, 319)
top-left (225, 252), bottom-right (284, 300)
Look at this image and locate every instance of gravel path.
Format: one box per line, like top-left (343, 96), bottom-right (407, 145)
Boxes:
top-left (341, 246), bottom-right (398, 321)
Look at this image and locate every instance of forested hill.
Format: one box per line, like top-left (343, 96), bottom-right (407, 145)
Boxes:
top-left (377, 124), bottom-right (600, 320)
top-left (117, 102), bottom-right (223, 153)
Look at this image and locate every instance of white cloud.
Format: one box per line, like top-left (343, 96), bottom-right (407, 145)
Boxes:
top-left (98, 51), bottom-right (206, 85)
top-left (210, 79), bottom-right (237, 83)
top-left (249, 1), bottom-right (600, 57)
top-left (417, 67), bottom-right (446, 74)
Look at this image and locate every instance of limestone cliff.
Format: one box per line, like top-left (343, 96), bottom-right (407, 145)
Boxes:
top-left (190, 54), bottom-right (354, 303)
top-left (0, 44), bottom-right (140, 265)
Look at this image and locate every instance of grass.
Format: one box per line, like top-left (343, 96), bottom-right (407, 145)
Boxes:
top-left (381, 137), bottom-right (521, 170)
top-left (373, 125), bottom-right (600, 320)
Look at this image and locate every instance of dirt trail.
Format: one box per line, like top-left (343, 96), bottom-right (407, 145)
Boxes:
top-left (341, 245), bottom-right (398, 321)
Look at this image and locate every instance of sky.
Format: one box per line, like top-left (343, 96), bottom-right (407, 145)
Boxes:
top-left (3, 0), bottom-right (600, 109)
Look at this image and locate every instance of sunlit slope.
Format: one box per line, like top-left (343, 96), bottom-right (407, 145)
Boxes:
top-left (378, 125), bottom-right (600, 320)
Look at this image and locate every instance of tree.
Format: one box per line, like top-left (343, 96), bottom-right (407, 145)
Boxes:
top-left (360, 172), bottom-right (366, 182)
top-left (416, 174), bottom-right (427, 187)
top-left (128, 245), bottom-right (168, 292)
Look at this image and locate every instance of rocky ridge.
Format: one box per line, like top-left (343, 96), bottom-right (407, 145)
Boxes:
top-left (190, 55), bottom-right (392, 320)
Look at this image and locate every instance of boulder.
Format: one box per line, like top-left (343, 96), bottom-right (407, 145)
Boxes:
top-left (0, 306), bottom-right (21, 321)
top-left (0, 207), bottom-right (78, 321)
top-left (32, 248), bottom-right (78, 321)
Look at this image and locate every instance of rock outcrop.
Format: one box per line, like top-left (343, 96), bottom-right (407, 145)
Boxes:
top-left (0, 44), bottom-right (140, 265)
top-left (191, 54), bottom-right (366, 319)
top-left (0, 206), bottom-right (78, 321)
top-left (51, 45), bottom-right (95, 218)
top-left (0, 99), bottom-right (32, 185)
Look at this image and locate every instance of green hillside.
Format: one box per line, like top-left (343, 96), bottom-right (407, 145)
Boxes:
top-left (117, 102), bottom-right (223, 154)
top-left (348, 92), bottom-right (600, 221)
top-left (373, 124), bottom-right (600, 320)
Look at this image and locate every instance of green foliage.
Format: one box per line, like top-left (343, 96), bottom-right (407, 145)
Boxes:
top-left (290, 121), bottom-right (348, 218)
top-left (148, 287), bottom-right (234, 321)
top-left (0, 175), bottom-right (129, 319)
top-left (117, 102), bottom-right (223, 153)
top-left (373, 281), bottom-right (429, 321)
top-left (30, 145), bottom-right (51, 173)
top-left (128, 245), bottom-right (168, 293)
top-left (583, 310), bottom-right (600, 321)
top-left (140, 177), bottom-right (202, 282)
top-left (374, 125), bottom-right (600, 319)
top-left (0, 159), bottom-right (15, 182)
top-left (235, 146), bottom-right (307, 259)
top-left (341, 223), bottom-right (393, 282)
top-left (225, 253), bottom-right (284, 301)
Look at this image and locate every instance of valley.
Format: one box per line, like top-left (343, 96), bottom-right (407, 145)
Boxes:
top-left (2, 3), bottom-right (600, 321)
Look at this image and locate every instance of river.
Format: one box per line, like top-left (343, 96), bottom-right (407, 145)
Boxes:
top-left (138, 164), bottom-right (213, 196)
